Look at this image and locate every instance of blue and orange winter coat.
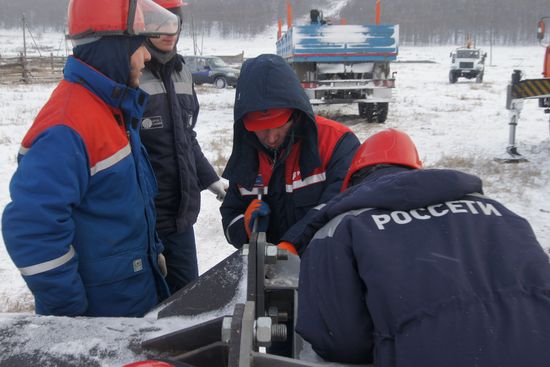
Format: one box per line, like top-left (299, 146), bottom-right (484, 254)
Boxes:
top-left (2, 57), bottom-right (169, 317)
top-left (220, 54), bottom-right (360, 248)
top-left (296, 167), bottom-right (550, 366)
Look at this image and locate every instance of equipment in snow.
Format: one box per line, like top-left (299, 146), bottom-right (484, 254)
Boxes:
top-left (496, 17), bottom-right (549, 163)
top-left (496, 69), bottom-right (550, 163)
top-left (137, 229), bottom-right (317, 366)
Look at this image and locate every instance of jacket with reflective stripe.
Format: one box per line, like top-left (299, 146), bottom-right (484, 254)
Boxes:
top-left (221, 54), bottom-right (359, 248)
top-left (296, 168), bottom-right (550, 366)
top-left (2, 57), bottom-right (169, 317)
top-left (221, 115), bottom-right (359, 248)
top-left (139, 55), bottom-right (218, 233)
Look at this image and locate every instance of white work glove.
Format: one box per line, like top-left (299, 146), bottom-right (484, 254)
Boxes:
top-left (208, 179), bottom-right (228, 202)
top-left (158, 253), bottom-right (167, 278)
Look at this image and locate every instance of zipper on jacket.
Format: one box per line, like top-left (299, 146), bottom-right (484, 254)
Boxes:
top-left (272, 149), bottom-right (278, 168)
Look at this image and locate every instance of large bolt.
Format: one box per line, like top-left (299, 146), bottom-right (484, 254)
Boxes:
top-left (255, 317), bottom-right (288, 346)
top-left (256, 317), bottom-right (272, 347)
top-left (264, 245), bottom-right (278, 264)
top-left (267, 306), bottom-right (288, 323)
top-left (265, 245), bottom-right (289, 264)
top-left (277, 248), bottom-right (289, 260)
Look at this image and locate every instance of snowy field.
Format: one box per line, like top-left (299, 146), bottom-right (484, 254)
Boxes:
top-left (0, 26), bottom-right (549, 365)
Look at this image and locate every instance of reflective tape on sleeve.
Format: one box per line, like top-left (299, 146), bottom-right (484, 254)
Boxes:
top-left (226, 214), bottom-right (244, 242)
top-left (19, 245), bottom-right (76, 276)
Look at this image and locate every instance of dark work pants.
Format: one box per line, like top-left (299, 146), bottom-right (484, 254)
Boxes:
top-left (159, 227), bottom-right (199, 294)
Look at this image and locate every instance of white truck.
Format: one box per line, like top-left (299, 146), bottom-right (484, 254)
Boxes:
top-left (449, 46), bottom-right (486, 83)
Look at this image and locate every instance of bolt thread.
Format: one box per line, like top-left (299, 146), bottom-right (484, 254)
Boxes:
top-left (271, 324), bottom-right (287, 342)
top-left (277, 249), bottom-right (288, 260)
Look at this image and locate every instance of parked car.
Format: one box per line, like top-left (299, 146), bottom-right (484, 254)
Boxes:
top-left (183, 55), bottom-right (240, 89)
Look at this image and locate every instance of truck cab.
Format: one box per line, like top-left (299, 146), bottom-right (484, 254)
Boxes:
top-left (449, 47), bottom-right (486, 83)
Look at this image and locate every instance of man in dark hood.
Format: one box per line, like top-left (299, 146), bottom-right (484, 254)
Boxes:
top-left (138, 0), bottom-right (225, 294)
top-left (2, 0), bottom-right (180, 317)
top-left (221, 54), bottom-right (360, 254)
top-left (296, 128), bottom-right (550, 366)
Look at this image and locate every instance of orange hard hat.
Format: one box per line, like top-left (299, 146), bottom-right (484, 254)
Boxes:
top-left (122, 361), bottom-right (176, 367)
top-left (67, 0), bottom-right (180, 39)
top-left (243, 108), bottom-right (294, 132)
top-left (341, 128), bottom-right (422, 191)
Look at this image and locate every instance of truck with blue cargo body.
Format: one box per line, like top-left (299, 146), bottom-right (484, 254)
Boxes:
top-left (276, 8), bottom-right (399, 123)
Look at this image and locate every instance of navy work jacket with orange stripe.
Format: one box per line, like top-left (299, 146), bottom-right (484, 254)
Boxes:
top-left (2, 57), bottom-right (169, 317)
top-left (296, 167), bottom-right (550, 366)
top-left (221, 54), bottom-right (360, 249)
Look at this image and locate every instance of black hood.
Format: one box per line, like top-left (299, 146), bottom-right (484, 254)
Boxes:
top-left (223, 54), bottom-right (319, 189)
top-left (73, 36), bottom-right (145, 86)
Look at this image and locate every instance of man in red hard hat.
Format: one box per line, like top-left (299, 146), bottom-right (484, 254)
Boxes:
top-left (2, 0), bottom-right (180, 317)
top-left (139, 0), bottom-right (226, 294)
top-left (220, 54), bottom-right (360, 255)
top-left (296, 128), bottom-right (550, 366)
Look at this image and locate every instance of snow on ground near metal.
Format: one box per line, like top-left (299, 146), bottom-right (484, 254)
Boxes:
top-left (0, 25), bottom-right (549, 365)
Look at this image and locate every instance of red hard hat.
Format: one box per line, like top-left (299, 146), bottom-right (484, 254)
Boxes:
top-left (153, 0), bottom-right (185, 9)
top-left (67, 0), bottom-right (180, 39)
top-left (243, 108), bottom-right (294, 132)
top-left (341, 128), bottom-right (422, 191)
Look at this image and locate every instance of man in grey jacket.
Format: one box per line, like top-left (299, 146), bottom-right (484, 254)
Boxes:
top-left (139, 0), bottom-right (227, 293)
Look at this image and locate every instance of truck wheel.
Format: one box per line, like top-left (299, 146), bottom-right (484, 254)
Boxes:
top-left (476, 72), bottom-right (484, 83)
top-left (449, 71), bottom-right (458, 83)
top-left (376, 103), bottom-right (389, 123)
top-left (359, 103), bottom-right (376, 122)
top-left (214, 77), bottom-right (227, 89)
top-left (358, 102), bottom-right (367, 117)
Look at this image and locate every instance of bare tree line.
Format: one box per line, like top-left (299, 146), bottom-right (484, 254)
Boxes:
top-left (341, 0), bottom-right (549, 45)
top-left (0, 0), bottom-right (548, 45)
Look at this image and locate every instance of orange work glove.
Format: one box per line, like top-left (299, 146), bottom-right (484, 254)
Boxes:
top-left (278, 241), bottom-right (298, 256)
top-left (244, 199), bottom-right (270, 238)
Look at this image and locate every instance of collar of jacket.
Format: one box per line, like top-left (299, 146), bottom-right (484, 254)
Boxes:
top-left (295, 168), bottom-right (484, 252)
top-left (145, 39), bottom-right (177, 65)
top-left (144, 53), bottom-right (184, 81)
top-left (327, 168), bottom-right (483, 222)
top-left (223, 112), bottom-right (321, 190)
top-left (64, 56), bottom-right (149, 130)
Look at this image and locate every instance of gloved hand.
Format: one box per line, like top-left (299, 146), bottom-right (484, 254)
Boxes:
top-left (208, 179), bottom-right (228, 202)
top-left (278, 241), bottom-right (298, 256)
top-left (244, 199), bottom-right (270, 238)
top-left (158, 253), bottom-right (167, 278)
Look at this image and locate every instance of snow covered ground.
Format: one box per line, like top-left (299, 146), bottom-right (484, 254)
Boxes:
top-left (0, 26), bottom-right (549, 365)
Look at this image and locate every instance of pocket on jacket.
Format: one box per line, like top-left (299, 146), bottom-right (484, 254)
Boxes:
top-left (81, 256), bottom-right (158, 317)
top-left (78, 253), bottom-right (151, 287)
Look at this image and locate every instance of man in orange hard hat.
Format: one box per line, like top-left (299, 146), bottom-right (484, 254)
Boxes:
top-left (2, 0), bottom-right (180, 317)
top-left (220, 54), bottom-right (360, 255)
top-left (139, 0), bottom-right (226, 293)
top-left (296, 128), bottom-right (550, 366)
